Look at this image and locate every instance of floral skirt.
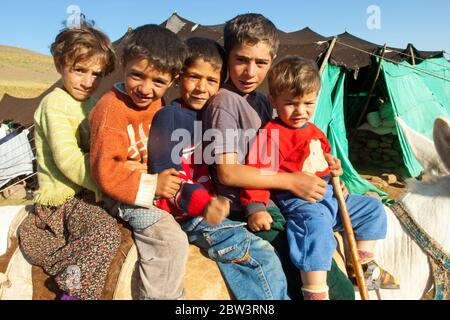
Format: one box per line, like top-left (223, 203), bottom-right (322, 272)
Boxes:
top-left (18, 191), bottom-right (121, 300)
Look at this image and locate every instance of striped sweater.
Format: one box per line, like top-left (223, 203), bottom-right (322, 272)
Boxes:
top-left (89, 84), bottom-right (162, 208)
top-left (33, 87), bottom-right (101, 206)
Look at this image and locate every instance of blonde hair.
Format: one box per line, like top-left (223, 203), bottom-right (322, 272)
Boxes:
top-left (268, 56), bottom-right (321, 98)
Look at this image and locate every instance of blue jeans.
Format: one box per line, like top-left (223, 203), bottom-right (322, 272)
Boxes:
top-left (180, 217), bottom-right (290, 300)
top-left (276, 184), bottom-right (387, 272)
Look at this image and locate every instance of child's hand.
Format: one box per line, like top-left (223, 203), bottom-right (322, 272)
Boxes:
top-left (288, 171), bottom-right (326, 203)
top-left (247, 211), bottom-right (273, 232)
top-left (204, 196), bottom-right (230, 226)
top-left (325, 153), bottom-right (343, 177)
top-left (156, 168), bottom-right (182, 198)
top-left (338, 179), bottom-right (349, 197)
top-left (124, 160), bottom-right (147, 173)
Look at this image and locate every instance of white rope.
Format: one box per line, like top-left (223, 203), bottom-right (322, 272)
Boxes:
top-left (336, 40), bottom-right (450, 83)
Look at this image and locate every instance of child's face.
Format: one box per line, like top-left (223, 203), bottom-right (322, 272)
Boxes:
top-left (180, 58), bottom-right (221, 111)
top-left (60, 56), bottom-right (104, 101)
top-left (123, 58), bottom-right (174, 108)
top-left (270, 90), bottom-right (318, 129)
top-left (228, 41), bottom-right (272, 94)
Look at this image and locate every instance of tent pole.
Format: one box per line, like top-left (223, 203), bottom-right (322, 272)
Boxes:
top-left (349, 43), bottom-right (387, 143)
top-left (409, 46), bottom-right (416, 65)
top-left (318, 36), bottom-right (370, 301)
top-left (319, 36), bottom-right (337, 74)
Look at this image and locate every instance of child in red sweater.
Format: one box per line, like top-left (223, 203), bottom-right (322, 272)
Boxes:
top-left (89, 25), bottom-right (189, 300)
top-left (241, 56), bottom-right (398, 299)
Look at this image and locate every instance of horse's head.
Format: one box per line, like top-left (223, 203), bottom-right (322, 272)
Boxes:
top-left (396, 116), bottom-right (450, 254)
top-left (397, 116), bottom-right (450, 194)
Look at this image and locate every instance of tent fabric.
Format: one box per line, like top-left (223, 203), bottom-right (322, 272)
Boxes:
top-left (384, 43), bottom-right (444, 64)
top-left (415, 57), bottom-right (450, 109)
top-left (331, 32), bottom-right (380, 70)
top-left (279, 27), bottom-right (327, 45)
top-left (382, 59), bottom-right (450, 177)
top-left (313, 64), bottom-right (385, 196)
top-left (0, 129), bottom-right (34, 188)
top-left (0, 83), bottom-right (55, 126)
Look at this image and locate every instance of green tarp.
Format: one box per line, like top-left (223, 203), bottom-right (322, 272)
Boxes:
top-left (382, 59), bottom-right (450, 177)
top-left (313, 64), bottom-right (385, 197)
top-left (416, 57), bottom-right (450, 111)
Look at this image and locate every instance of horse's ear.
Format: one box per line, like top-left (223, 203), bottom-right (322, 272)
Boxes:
top-left (433, 117), bottom-right (450, 173)
top-left (396, 117), bottom-right (449, 175)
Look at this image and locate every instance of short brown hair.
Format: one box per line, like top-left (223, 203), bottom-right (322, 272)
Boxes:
top-left (121, 24), bottom-right (187, 79)
top-left (184, 37), bottom-right (227, 85)
top-left (51, 24), bottom-right (115, 76)
top-left (268, 56), bottom-right (321, 98)
top-left (224, 13), bottom-right (279, 58)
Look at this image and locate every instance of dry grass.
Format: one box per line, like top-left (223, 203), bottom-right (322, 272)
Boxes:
top-left (0, 45), bottom-right (58, 101)
top-left (0, 82), bottom-right (51, 100)
top-left (0, 45), bottom-right (57, 76)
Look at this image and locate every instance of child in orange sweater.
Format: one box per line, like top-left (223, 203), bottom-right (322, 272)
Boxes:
top-left (89, 25), bottom-right (189, 300)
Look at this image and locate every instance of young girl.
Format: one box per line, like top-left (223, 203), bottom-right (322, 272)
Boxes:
top-left (18, 23), bottom-right (121, 300)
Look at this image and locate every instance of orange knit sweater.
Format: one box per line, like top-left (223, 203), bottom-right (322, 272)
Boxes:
top-left (89, 87), bottom-right (162, 207)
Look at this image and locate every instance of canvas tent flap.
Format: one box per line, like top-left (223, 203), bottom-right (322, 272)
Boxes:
top-left (313, 64), bottom-right (385, 197)
top-left (415, 57), bottom-right (450, 110)
top-left (382, 59), bottom-right (450, 177)
top-left (0, 129), bottom-right (34, 188)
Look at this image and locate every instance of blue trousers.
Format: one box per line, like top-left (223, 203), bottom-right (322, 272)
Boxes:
top-left (180, 217), bottom-right (290, 300)
top-left (276, 184), bottom-right (387, 272)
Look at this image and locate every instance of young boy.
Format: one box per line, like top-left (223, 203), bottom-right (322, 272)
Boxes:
top-left (89, 24), bottom-right (189, 300)
top-left (202, 13), bottom-right (356, 300)
top-left (241, 56), bottom-right (399, 300)
top-left (147, 37), bottom-right (289, 300)
top-left (18, 23), bottom-right (121, 300)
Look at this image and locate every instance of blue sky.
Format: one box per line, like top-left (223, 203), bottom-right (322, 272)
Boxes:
top-left (1, 0), bottom-right (449, 57)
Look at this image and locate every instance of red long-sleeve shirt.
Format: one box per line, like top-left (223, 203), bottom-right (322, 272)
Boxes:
top-left (241, 119), bottom-right (331, 207)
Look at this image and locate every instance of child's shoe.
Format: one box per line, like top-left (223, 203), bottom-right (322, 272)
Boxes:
top-left (60, 292), bottom-right (80, 300)
top-left (347, 260), bottom-right (400, 290)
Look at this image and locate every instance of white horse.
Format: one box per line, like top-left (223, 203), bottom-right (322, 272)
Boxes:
top-left (357, 117), bottom-right (450, 300)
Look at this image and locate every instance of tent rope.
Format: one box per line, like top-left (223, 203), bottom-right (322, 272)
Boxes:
top-left (336, 40), bottom-right (450, 83)
top-left (381, 46), bottom-right (450, 70)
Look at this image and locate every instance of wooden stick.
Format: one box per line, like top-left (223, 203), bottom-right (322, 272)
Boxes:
top-left (318, 39), bottom-right (369, 300)
top-left (349, 43), bottom-right (387, 143)
top-left (331, 176), bottom-right (370, 300)
top-left (409, 45), bottom-right (416, 65)
top-left (319, 36), bottom-right (337, 74)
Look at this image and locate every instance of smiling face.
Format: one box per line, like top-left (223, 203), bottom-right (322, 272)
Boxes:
top-left (227, 41), bottom-right (273, 94)
top-left (123, 58), bottom-right (174, 108)
top-left (270, 90), bottom-right (318, 129)
top-left (59, 55), bottom-right (105, 101)
top-left (180, 58), bottom-right (222, 111)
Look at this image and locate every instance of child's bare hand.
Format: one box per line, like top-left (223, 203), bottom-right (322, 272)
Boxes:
top-left (248, 211), bottom-right (273, 232)
top-left (124, 160), bottom-right (147, 173)
top-left (156, 168), bottom-right (181, 198)
top-left (325, 154), bottom-right (343, 177)
top-left (204, 196), bottom-right (230, 226)
top-left (288, 172), bottom-right (326, 203)
top-left (339, 180), bottom-right (349, 197)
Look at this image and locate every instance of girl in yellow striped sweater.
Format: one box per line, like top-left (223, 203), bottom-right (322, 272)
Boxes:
top-left (18, 22), bottom-right (121, 300)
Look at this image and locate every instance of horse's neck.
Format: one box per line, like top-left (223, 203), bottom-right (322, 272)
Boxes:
top-left (400, 178), bottom-right (450, 253)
